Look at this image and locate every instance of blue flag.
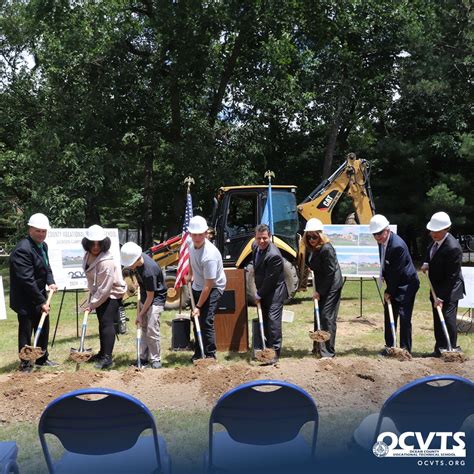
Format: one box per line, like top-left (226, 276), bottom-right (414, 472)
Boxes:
top-left (261, 178), bottom-right (274, 234)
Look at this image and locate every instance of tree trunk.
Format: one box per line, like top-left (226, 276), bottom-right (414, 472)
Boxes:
top-left (323, 99), bottom-right (344, 179)
top-left (84, 196), bottom-right (101, 227)
top-left (142, 152), bottom-right (154, 248)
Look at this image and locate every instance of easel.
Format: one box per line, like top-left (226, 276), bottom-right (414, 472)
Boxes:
top-left (51, 287), bottom-right (84, 346)
top-left (341, 276), bottom-right (384, 318)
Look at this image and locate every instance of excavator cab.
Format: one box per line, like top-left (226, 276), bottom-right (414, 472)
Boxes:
top-left (211, 186), bottom-right (299, 266)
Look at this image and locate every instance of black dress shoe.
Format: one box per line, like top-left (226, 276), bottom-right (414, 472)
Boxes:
top-left (94, 355), bottom-right (114, 370)
top-left (36, 359), bottom-right (59, 367)
top-left (88, 352), bottom-right (103, 363)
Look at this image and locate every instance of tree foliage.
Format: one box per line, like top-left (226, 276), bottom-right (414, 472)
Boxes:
top-left (1, 0), bottom-right (472, 249)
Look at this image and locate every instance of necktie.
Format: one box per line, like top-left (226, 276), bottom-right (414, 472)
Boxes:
top-left (255, 249), bottom-right (263, 265)
top-left (378, 244), bottom-right (386, 289)
top-left (38, 243), bottom-right (49, 266)
top-left (430, 242), bottom-right (438, 260)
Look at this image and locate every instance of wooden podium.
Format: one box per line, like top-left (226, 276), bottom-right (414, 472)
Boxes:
top-left (215, 268), bottom-right (249, 352)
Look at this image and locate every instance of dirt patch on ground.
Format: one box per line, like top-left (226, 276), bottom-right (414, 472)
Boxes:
top-left (0, 357), bottom-right (472, 424)
top-left (0, 370), bottom-right (104, 423)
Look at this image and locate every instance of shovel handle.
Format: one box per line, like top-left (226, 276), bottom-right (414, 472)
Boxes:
top-left (79, 310), bottom-right (90, 352)
top-left (387, 301), bottom-right (397, 348)
top-left (256, 301), bottom-right (267, 350)
top-left (33, 290), bottom-right (55, 347)
top-left (426, 273), bottom-right (453, 352)
top-left (311, 272), bottom-right (323, 331)
top-left (188, 282), bottom-right (205, 358)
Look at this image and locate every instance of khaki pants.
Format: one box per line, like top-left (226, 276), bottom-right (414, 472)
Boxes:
top-left (140, 304), bottom-right (163, 363)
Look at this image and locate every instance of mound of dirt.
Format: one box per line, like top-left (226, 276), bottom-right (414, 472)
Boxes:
top-left (0, 370), bottom-right (104, 423)
top-left (0, 356), bottom-right (471, 424)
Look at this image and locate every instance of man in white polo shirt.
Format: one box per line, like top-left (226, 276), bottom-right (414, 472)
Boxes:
top-left (187, 216), bottom-right (226, 361)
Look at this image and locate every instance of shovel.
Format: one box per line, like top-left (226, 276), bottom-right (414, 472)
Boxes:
top-left (19, 290), bottom-right (54, 362)
top-left (309, 272), bottom-right (330, 344)
top-left (70, 310), bottom-right (93, 365)
top-left (136, 293), bottom-right (144, 370)
top-left (385, 302), bottom-right (412, 361)
top-left (255, 301), bottom-right (276, 363)
top-left (427, 273), bottom-right (465, 363)
top-left (188, 282), bottom-right (211, 366)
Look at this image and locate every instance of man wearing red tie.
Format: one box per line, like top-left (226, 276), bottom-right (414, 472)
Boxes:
top-left (421, 212), bottom-right (465, 357)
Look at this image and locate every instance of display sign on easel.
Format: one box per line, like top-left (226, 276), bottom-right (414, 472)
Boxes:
top-left (325, 224), bottom-right (397, 278)
top-left (459, 267), bottom-right (474, 309)
top-left (45, 228), bottom-right (120, 290)
top-left (0, 276), bottom-right (6, 320)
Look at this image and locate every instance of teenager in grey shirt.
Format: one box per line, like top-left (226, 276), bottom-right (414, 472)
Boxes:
top-left (187, 216), bottom-right (226, 361)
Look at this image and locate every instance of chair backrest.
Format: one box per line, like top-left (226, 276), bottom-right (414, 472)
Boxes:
top-left (209, 380), bottom-right (318, 463)
top-left (373, 374), bottom-right (474, 443)
top-left (38, 388), bottom-right (162, 471)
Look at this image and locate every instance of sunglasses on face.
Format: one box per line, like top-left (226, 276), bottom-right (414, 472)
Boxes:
top-left (372, 230), bottom-right (384, 237)
top-left (307, 234), bottom-right (320, 241)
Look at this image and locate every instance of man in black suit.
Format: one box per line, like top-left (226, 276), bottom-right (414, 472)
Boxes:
top-left (252, 224), bottom-right (288, 365)
top-left (421, 212), bottom-right (465, 356)
top-left (370, 215), bottom-right (419, 354)
top-left (9, 213), bottom-right (58, 371)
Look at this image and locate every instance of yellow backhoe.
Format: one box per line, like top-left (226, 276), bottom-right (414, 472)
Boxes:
top-left (145, 152), bottom-right (375, 309)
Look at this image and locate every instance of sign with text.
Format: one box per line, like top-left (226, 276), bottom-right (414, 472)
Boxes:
top-left (0, 276), bottom-right (6, 320)
top-left (459, 267), bottom-right (474, 309)
top-left (45, 228), bottom-right (120, 290)
top-left (324, 225), bottom-right (397, 278)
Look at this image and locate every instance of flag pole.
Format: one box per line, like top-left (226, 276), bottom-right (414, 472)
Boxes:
top-left (177, 176), bottom-right (194, 314)
top-left (264, 170), bottom-right (275, 240)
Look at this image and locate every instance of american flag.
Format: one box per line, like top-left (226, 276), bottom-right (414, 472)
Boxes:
top-left (175, 192), bottom-right (193, 289)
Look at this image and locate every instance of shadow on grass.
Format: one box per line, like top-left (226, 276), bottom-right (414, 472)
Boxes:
top-left (280, 346), bottom-right (313, 359)
top-left (222, 351), bottom-right (252, 363)
top-left (0, 361), bottom-right (20, 374)
top-left (337, 347), bottom-right (381, 357)
top-left (165, 351), bottom-right (194, 367)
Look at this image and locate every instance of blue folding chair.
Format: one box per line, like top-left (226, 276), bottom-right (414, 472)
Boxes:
top-left (206, 380), bottom-right (318, 473)
top-left (372, 374), bottom-right (474, 443)
top-left (0, 442), bottom-right (19, 474)
top-left (38, 388), bottom-right (170, 474)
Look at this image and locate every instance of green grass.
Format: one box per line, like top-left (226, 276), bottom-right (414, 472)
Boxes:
top-left (0, 261), bottom-right (472, 472)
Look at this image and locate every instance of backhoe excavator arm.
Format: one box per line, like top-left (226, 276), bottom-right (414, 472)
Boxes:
top-left (297, 153), bottom-right (375, 225)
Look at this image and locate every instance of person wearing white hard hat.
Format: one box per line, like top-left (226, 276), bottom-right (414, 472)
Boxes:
top-left (303, 218), bottom-right (343, 358)
top-left (82, 225), bottom-right (126, 369)
top-left (187, 215), bottom-right (226, 362)
top-left (120, 241), bottom-right (167, 369)
top-left (9, 213), bottom-right (58, 372)
top-left (421, 212), bottom-right (465, 357)
top-left (369, 214), bottom-right (419, 355)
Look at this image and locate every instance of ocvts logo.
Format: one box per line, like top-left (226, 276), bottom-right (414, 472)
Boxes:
top-left (373, 432), bottom-right (466, 458)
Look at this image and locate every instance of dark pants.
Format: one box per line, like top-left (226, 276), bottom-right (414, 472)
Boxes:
top-left (260, 296), bottom-right (284, 357)
top-left (313, 287), bottom-right (341, 358)
top-left (430, 296), bottom-right (459, 353)
top-left (17, 307), bottom-right (50, 364)
top-left (384, 287), bottom-right (418, 353)
top-left (192, 288), bottom-right (222, 357)
top-left (96, 298), bottom-right (120, 358)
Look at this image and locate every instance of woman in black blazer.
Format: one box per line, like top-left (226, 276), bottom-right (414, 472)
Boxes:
top-left (303, 218), bottom-right (343, 358)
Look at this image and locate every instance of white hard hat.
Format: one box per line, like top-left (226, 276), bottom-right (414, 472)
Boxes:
top-left (188, 216), bottom-right (208, 234)
top-left (426, 211), bottom-right (451, 231)
top-left (304, 218), bottom-right (324, 232)
top-left (369, 214), bottom-right (390, 234)
top-left (27, 213), bottom-right (50, 230)
top-left (120, 242), bottom-right (142, 267)
top-left (85, 224), bottom-right (107, 241)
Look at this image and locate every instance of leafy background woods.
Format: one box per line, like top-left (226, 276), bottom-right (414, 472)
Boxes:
top-left (1, 0), bottom-right (472, 251)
